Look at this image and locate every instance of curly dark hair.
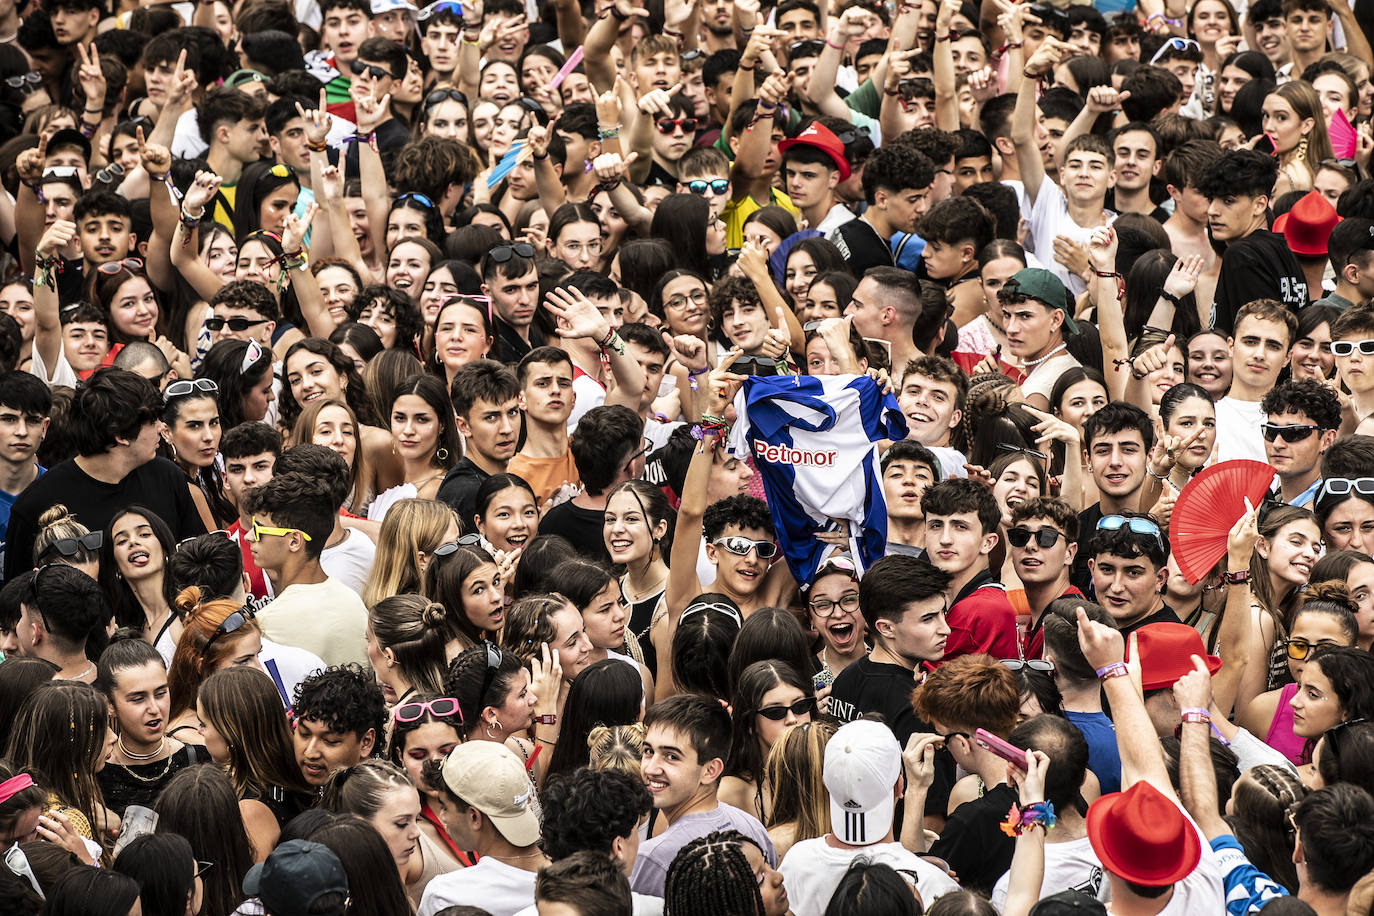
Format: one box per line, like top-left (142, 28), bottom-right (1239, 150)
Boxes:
top-left (707, 274), bottom-right (764, 348)
top-left (291, 664), bottom-right (387, 749)
top-left (702, 495), bottom-right (773, 543)
top-left (346, 285), bottom-right (424, 353)
top-left (539, 766), bottom-right (652, 860)
top-left (1260, 378), bottom-right (1342, 432)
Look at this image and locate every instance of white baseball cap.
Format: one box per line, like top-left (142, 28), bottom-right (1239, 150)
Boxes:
top-left (371, 0), bottom-right (419, 14)
top-left (824, 719), bottom-right (901, 846)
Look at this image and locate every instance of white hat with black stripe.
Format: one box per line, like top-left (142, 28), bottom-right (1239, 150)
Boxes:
top-left (823, 719), bottom-right (901, 847)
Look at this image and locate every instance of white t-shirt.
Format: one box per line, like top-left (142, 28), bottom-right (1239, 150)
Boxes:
top-left (419, 857), bottom-right (537, 916)
top-left (1214, 397), bottom-right (1267, 463)
top-left (258, 638), bottom-right (326, 702)
top-left (255, 577), bottom-right (368, 667)
top-left (1027, 180), bottom-right (1116, 297)
top-left (779, 838), bottom-right (959, 916)
top-left (815, 203), bottom-right (857, 235)
top-left (29, 345), bottom-right (78, 389)
top-left (1152, 816), bottom-right (1226, 915)
top-left (928, 446), bottom-right (969, 480)
top-left (321, 527), bottom-right (375, 596)
top-left (990, 835), bottom-right (1110, 911)
top-left (513, 893), bottom-right (664, 916)
top-left (1019, 350), bottom-right (1082, 403)
top-left (567, 371), bottom-right (607, 432)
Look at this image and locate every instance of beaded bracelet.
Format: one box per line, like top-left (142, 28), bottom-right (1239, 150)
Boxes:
top-left (306, 139), bottom-right (329, 152)
top-left (598, 126), bottom-right (621, 139)
top-left (1000, 801), bottom-right (1055, 837)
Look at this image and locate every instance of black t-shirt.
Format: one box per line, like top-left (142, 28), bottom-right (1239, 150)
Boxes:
top-left (827, 218), bottom-right (894, 277)
top-left (1119, 603), bottom-right (1184, 637)
top-left (5, 456), bottom-right (205, 582)
top-left (1210, 229), bottom-right (1307, 334)
top-left (1070, 503), bottom-right (1104, 597)
top-left (830, 656), bottom-right (954, 816)
top-left (436, 458), bottom-right (491, 529)
top-left (927, 782), bottom-right (1019, 894)
top-left (539, 500), bottom-right (612, 565)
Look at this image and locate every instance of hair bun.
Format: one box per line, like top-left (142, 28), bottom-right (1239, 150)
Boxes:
top-left (36, 504), bottom-right (74, 528)
top-left (1304, 579), bottom-right (1358, 616)
top-left (173, 585), bottom-right (205, 617)
top-left (421, 601), bottom-right (447, 627)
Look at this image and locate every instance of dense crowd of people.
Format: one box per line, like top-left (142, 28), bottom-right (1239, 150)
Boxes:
top-left (1, 0), bottom-right (1374, 912)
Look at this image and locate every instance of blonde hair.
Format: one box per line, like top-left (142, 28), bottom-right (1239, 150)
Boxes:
top-left (765, 721), bottom-right (835, 840)
top-left (33, 505), bottom-right (95, 568)
top-left (588, 723), bottom-right (646, 778)
top-left (361, 498), bottom-right (459, 608)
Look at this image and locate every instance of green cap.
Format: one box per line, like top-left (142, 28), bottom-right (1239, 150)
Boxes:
top-left (1003, 267), bottom-right (1079, 335)
top-left (226, 69), bottom-right (266, 89)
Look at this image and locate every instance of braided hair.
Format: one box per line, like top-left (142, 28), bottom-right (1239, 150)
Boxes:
top-left (663, 830), bottom-right (764, 916)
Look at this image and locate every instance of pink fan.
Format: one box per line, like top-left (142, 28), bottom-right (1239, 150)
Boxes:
top-left (1330, 107), bottom-right (1358, 160)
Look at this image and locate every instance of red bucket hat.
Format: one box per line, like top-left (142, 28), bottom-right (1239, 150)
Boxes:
top-left (778, 122), bottom-right (851, 181)
top-left (1127, 622), bottom-right (1222, 691)
top-left (1086, 781), bottom-right (1201, 886)
top-left (1273, 189), bottom-right (1340, 258)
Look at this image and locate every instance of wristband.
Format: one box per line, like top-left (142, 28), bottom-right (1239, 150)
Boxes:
top-left (1000, 801), bottom-right (1056, 837)
top-left (664, 26), bottom-right (683, 38)
top-left (826, 37), bottom-right (845, 49)
top-left (609, 4), bottom-right (629, 20)
top-left (533, 714), bottom-right (557, 725)
top-left (306, 139), bottom-right (329, 152)
top-left (1095, 662), bottom-right (1128, 681)
top-left (1146, 466), bottom-right (1171, 481)
top-left (598, 126), bottom-right (621, 139)
top-left (84, 106), bottom-right (103, 114)
top-left (1180, 707), bottom-right (1210, 724)
top-left (532, 150), bottom-right (548, 160)
top-left (1159, 289), bottom-right (1182, 306)
top-left (687, 365), bottom-right (709, 377)
top-left (739, 61), bottom-right (756, 71)
top-left (1221, 569), bottom-right (1251, 585)
top-left (462, 33), bottom-right (481, 44)
top-left (935, 32), bottom-right (952, 41)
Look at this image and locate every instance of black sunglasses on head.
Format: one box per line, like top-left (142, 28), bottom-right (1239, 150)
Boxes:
top-left (39, 531), bottom-right (102, 560)
top-left (433, 533), bottom-right (483, 558)
top-left (488, 242), bottom-right (536, 263)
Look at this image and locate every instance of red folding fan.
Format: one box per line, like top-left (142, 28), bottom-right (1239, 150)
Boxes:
top-left (1169, 459), bottom-right (1276, 584)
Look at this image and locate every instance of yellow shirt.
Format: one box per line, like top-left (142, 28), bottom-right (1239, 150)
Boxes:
top-left (722, 188), bottom-right (800, 250)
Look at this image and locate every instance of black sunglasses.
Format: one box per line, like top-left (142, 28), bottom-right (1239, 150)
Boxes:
top-left (205, 316), bottom-right (270, 333)
top-left (201, 606), bottom-right (255, 657)
top-left (488, 242), bottom-right (536, 262)
top-left (433, 533), bottom-right (483, 558)
top-left (477, 640), bottom-right (502, 706)
top-left (424, 88), bottom-right (468, 110)
top-left (350, 60), bottom-right (392, 79)
top-left (1262, 423), bottom-right (1321, 443)
top-left (756, 696), bottom-right (817, 720)
top-left (38, 531), bottom-right (102, 560)
top-left (1006, 526), bottom-right (1064, 549)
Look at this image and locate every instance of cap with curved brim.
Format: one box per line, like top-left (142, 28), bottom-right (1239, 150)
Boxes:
top-left (1086, 781), bottom-right (1200, 886)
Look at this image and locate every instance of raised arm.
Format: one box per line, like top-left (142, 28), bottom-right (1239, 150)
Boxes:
top-left (550, 0), bottom-right (586, 54)
top-left (586, 0), bottom-right (645, 94)
top-left (32, 220), bottom-right (74, 375)
top-left (932, 0), bottom-right (961, 131)
top-left (526, 124), bottom-right (568, 214)
top-left (168, 172), bottom-right (230, 302)
top-left (140, 128), bottom-right (180, 296)
top-left (14, 136), bottom-right (47, 276)
top-left (730, 72), bottom-right (788, 202)
top-left (1001, 751), bottom-right (1053, 916)
top-left (1332, 0), bottom-right (1374, 71)
top-left (668, 351), bottom-right (745, 612)
top-left (1059, 85), bottom-right (1127, 163)
top-left (1078, 610), bottom-right (1176, 799)
top-left (352, 90), bottom-right (392, 273)
top-left (280, 203), bottom-right (327, 340)
top-left (1174, 658), bottom-right (1231, 840)
top-left (1213, 500), bottom-right (1261, 718)
top-left (806, 9), bottom-right (869, 120)
top-left (591, 152), bottom-right (653, 235)
top-left (736, 241), bottom-right (805, 355)
top-left (315, 164), bottom-right (372, 327)
top-left (147, 49), bottom-right (197, 152)
top-left (1088, 226), bottom-right (1129, 401)
top-left (1013, 38), bottom-right (1070, 205)
top-left (544, 284), bottom-right (646, 411)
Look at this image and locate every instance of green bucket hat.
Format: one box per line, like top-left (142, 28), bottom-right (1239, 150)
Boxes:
top-left (1003, 267), bottom-right (1079, 335)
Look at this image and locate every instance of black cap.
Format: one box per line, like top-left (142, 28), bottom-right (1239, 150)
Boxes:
top-left (1029, 891), bottom-right (1109, 916)
top-left (46, 128), bottom-right (92, 165)
top-left (243, 840), bottom-right (349, 916)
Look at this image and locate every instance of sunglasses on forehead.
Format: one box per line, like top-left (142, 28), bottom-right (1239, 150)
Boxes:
top-left (424, 88), bottom-right (468, 110)
top-left (487, 241), bottom-right (536, 262)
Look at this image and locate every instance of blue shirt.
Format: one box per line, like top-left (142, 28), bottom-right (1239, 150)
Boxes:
top-left (0, 464), bottom-right (42, 572)
top-left (1063, 709), bottom-right (1122, 795)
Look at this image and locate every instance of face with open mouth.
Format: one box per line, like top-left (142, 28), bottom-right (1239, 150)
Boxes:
top-left (808, 572), bottom-right (866, 658)
top-left (458, 561), bottom-right (506, 635)
top-left (294, 715), bottom-right (374, 787)
top-left (478, 484), bottom-right (539, 555)
top-left (111, 658), bottom-right (172, 751)
top-left (1260, 518), bottom-right (1322, 588)
top-left (113, 512), bottom-right (166, 582)
top-left (604, 487), bottom-right (668, 565)
top-left (992, 457), bottom-right (1043, 527)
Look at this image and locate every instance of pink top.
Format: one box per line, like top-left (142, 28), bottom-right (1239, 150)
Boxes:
top-left (1264, 682), bottom-right (1307, 765)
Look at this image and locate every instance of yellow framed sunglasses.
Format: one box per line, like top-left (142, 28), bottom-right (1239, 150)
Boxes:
top-left (248, 518), bottom-right (312, 542)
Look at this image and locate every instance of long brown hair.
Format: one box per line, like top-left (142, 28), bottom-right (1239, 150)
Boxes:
top-left (292, 398), bottom-right (370, 515)
top-left (166, 587), bottom-right (262, 723)
top-left (764, 720), bottom-right (835, 841)
top-left (4, 682), bottom-right (110, 836)
top-left (1250, 505), bottom-right (1320, 635)
top-left (197, 667), bottom-right (308, 798)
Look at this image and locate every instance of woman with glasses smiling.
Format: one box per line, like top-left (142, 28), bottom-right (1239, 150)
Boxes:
top-left (1238, 581), bottom-right (1358, 765)
top-left (806, 556), bottom-right (867, 684)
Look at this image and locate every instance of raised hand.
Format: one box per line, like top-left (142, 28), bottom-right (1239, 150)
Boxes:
top-left (546, 284), bottom-right (611, 341)
top-left (281, 202), bottom-right (317, 253)
top-left (528, 641), bottom-right (563, 713)
top-left (758, 305), bottom-right (791, 360)
top-left (1075, 605), bottom-right (1125, 670)
top-left (1024, 404), bottom-right (1080, 450)
top-left (75, 42), bottom-right (107, 115)
top-left (707, 348), bottom-right (748, 416)
top-left (596, 76), bottom-right (625, 126)
top-left (1008, 749), bottom-right (1051, 805)
top-left (1052, 236), bottom-right (1090, 282)
top-left (318, 163), bottom-right (344, 201)
top-left (665, 332), bottom-right (708, 373)
top-left (1087, 225), bottom-right (1118, 271)
top-left (1085, 85), bottom-right (1130, 114)
top-left (735, 239), bottom-right (769, 279)
top-left (181, 171), bottom-right (222, 214)
top-left (296, 89), bottom-right (332, 147)
top-left (1023, 36), bottom-right (1071, 77)
top-left (137, 126), bottom-right (171, 180)
top-left (353, 91), bottom-right (392, 135)
top-left (1172, 654), bottom-right (1214, 711)
top-left (591, 150), bottom-right (636, 182)
top-left (1163, 254), bottom-right (1205, 298)
top-left (165, 49), bottom-right (197, 110)
top-left (968, 66), bottom-right (998, 102)
top-left (757, 70), bottom-right (788, 108)
top-left (637, 82), bottom-right (682, 116)
top-left (16, 133), bottom-right (46, 185)
top-left (526, 123), bottom-right (550, 159)
top-left (903, 733), bottom-right (943, 793)
top-left (36, 219), bottom-right (76, 260)
top-left (1227, 497), bottom-right (1260, 570)
top-left (1131, 333), bottom-right (1178, 381)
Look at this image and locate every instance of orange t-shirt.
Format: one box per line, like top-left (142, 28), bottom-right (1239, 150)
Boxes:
top-left (507, 450), bottom-right (580, 505)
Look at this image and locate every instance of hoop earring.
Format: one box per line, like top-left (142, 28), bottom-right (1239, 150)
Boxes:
top-left (165, 439), bottom-right (177, 460)
top-left (484, 719), bottom-right (503, 740)
top-left (435, 447), bottom-right (449, 462)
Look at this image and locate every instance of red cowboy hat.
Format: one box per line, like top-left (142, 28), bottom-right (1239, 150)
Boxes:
top-left (1086, 781), bottom-right (1201, 886)
top-left (1273, 189), bottom-right (1340, 258)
